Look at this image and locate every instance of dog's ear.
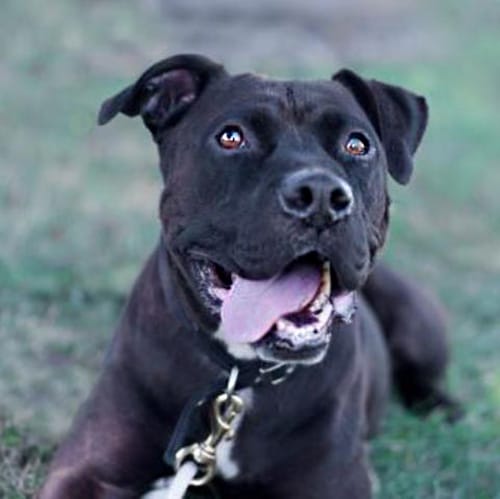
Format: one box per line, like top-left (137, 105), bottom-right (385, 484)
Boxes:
top-left (332, 69), bottom-right (428, 185)
top-left (98, 54), bottom-right (227, 137)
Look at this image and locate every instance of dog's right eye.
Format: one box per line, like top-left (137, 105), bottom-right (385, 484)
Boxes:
top-left (217, 126), bottom-right (245, 150)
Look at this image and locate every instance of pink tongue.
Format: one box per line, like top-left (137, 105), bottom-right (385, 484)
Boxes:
top-left (220, 262), bottom-right (321, 343)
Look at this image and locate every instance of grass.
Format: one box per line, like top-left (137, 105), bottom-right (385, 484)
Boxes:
top-left (0, 418), bottom-right (50, 498)
top-left (1, 0), bottom-right (499, 497)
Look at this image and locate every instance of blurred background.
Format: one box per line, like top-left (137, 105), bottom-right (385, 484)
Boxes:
top-left (1, 0), bottom-right (499, 496)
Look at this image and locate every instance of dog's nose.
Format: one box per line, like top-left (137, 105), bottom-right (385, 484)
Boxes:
top-left (278, 169), bottom-right (354, 223)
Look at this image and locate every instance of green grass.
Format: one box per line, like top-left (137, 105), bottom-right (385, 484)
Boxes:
top-left (1, 0), bottom-right (499, 497)
top-left (0, 418), bottom-right (50, 499)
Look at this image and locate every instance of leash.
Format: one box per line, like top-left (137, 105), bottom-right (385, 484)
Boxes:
top-left (155, 240), bottom-right (296, 498)
top-left (169, 462), bottom-right (198, 499)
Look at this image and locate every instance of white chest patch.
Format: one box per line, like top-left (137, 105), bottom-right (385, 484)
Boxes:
top-left (213, 325), bottom-right (258, 360)
top-left (216, 387), bottom-right (254, 480)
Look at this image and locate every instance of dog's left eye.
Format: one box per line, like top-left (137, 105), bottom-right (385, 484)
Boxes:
top-left (344, 134), bottom-right (369, 156)
top-left (218, 126), bottom-right (245, 150)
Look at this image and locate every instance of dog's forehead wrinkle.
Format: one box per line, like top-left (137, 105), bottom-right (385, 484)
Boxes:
top-left (209, 76), bottom-right (307, 113)
top-left (198, 76), bottom-right (365, 136)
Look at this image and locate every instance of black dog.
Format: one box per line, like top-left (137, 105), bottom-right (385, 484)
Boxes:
top-left (39, 54), bottom-right (459, 499)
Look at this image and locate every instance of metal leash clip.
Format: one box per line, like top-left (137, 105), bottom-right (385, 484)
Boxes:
top-left (174, 367), bottom-right (244, 487)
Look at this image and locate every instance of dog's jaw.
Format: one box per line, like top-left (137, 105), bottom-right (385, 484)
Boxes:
top-left (183, 253), bottom-right (357, 365)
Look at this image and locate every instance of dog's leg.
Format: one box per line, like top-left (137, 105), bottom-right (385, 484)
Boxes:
top-left (37, 469), bottom-right (140, 499)
top-left (38, 367), bottom-right (171, 499)
top-left (362, 263), bottom-right (463, 422)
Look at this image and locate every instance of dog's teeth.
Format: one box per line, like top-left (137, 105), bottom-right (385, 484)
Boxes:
top-left (310, 291), bottom-right (329, 313)
top-left (276, 318), bottom-right (289, 331)
top-left (322, 263), bottom-right (331, 296)
top-left (310, 300), bottom-right (321, 313)
top-left (275, 288), bottom-right (336, 344)
top-left (309, 263), bottom-right (331, 313)
top-left (316, 301), bottom-right (333, 327)
top-left (304, 325), bottom-right (315, 335)
top-left (279, 320), bottom-right (296, 334)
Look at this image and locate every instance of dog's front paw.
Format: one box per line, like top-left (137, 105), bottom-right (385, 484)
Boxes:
top-left (403, 387), bottom-right (465, 424)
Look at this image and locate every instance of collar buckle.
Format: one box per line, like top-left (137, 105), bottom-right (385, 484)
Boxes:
top-left (256, 362), bottom-right (296, 386)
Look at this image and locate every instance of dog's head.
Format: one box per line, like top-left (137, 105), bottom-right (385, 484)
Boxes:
top-left (99, 54), bottom-right (427, 365)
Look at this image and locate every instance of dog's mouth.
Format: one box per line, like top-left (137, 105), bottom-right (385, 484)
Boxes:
top-left (190, 253), bottom-right (356, 364)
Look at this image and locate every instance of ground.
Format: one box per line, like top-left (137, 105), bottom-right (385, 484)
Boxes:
top-left (1, 0), bottom-right (499, 497)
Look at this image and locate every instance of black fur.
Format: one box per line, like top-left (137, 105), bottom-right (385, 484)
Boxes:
top-left (39, 55), bottom-right (458, 499)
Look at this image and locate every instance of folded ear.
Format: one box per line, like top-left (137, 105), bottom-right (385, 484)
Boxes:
top-left (332, 69), bottom-right (428, 185)
top-left (98, 54), bottom-right (227, 137)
